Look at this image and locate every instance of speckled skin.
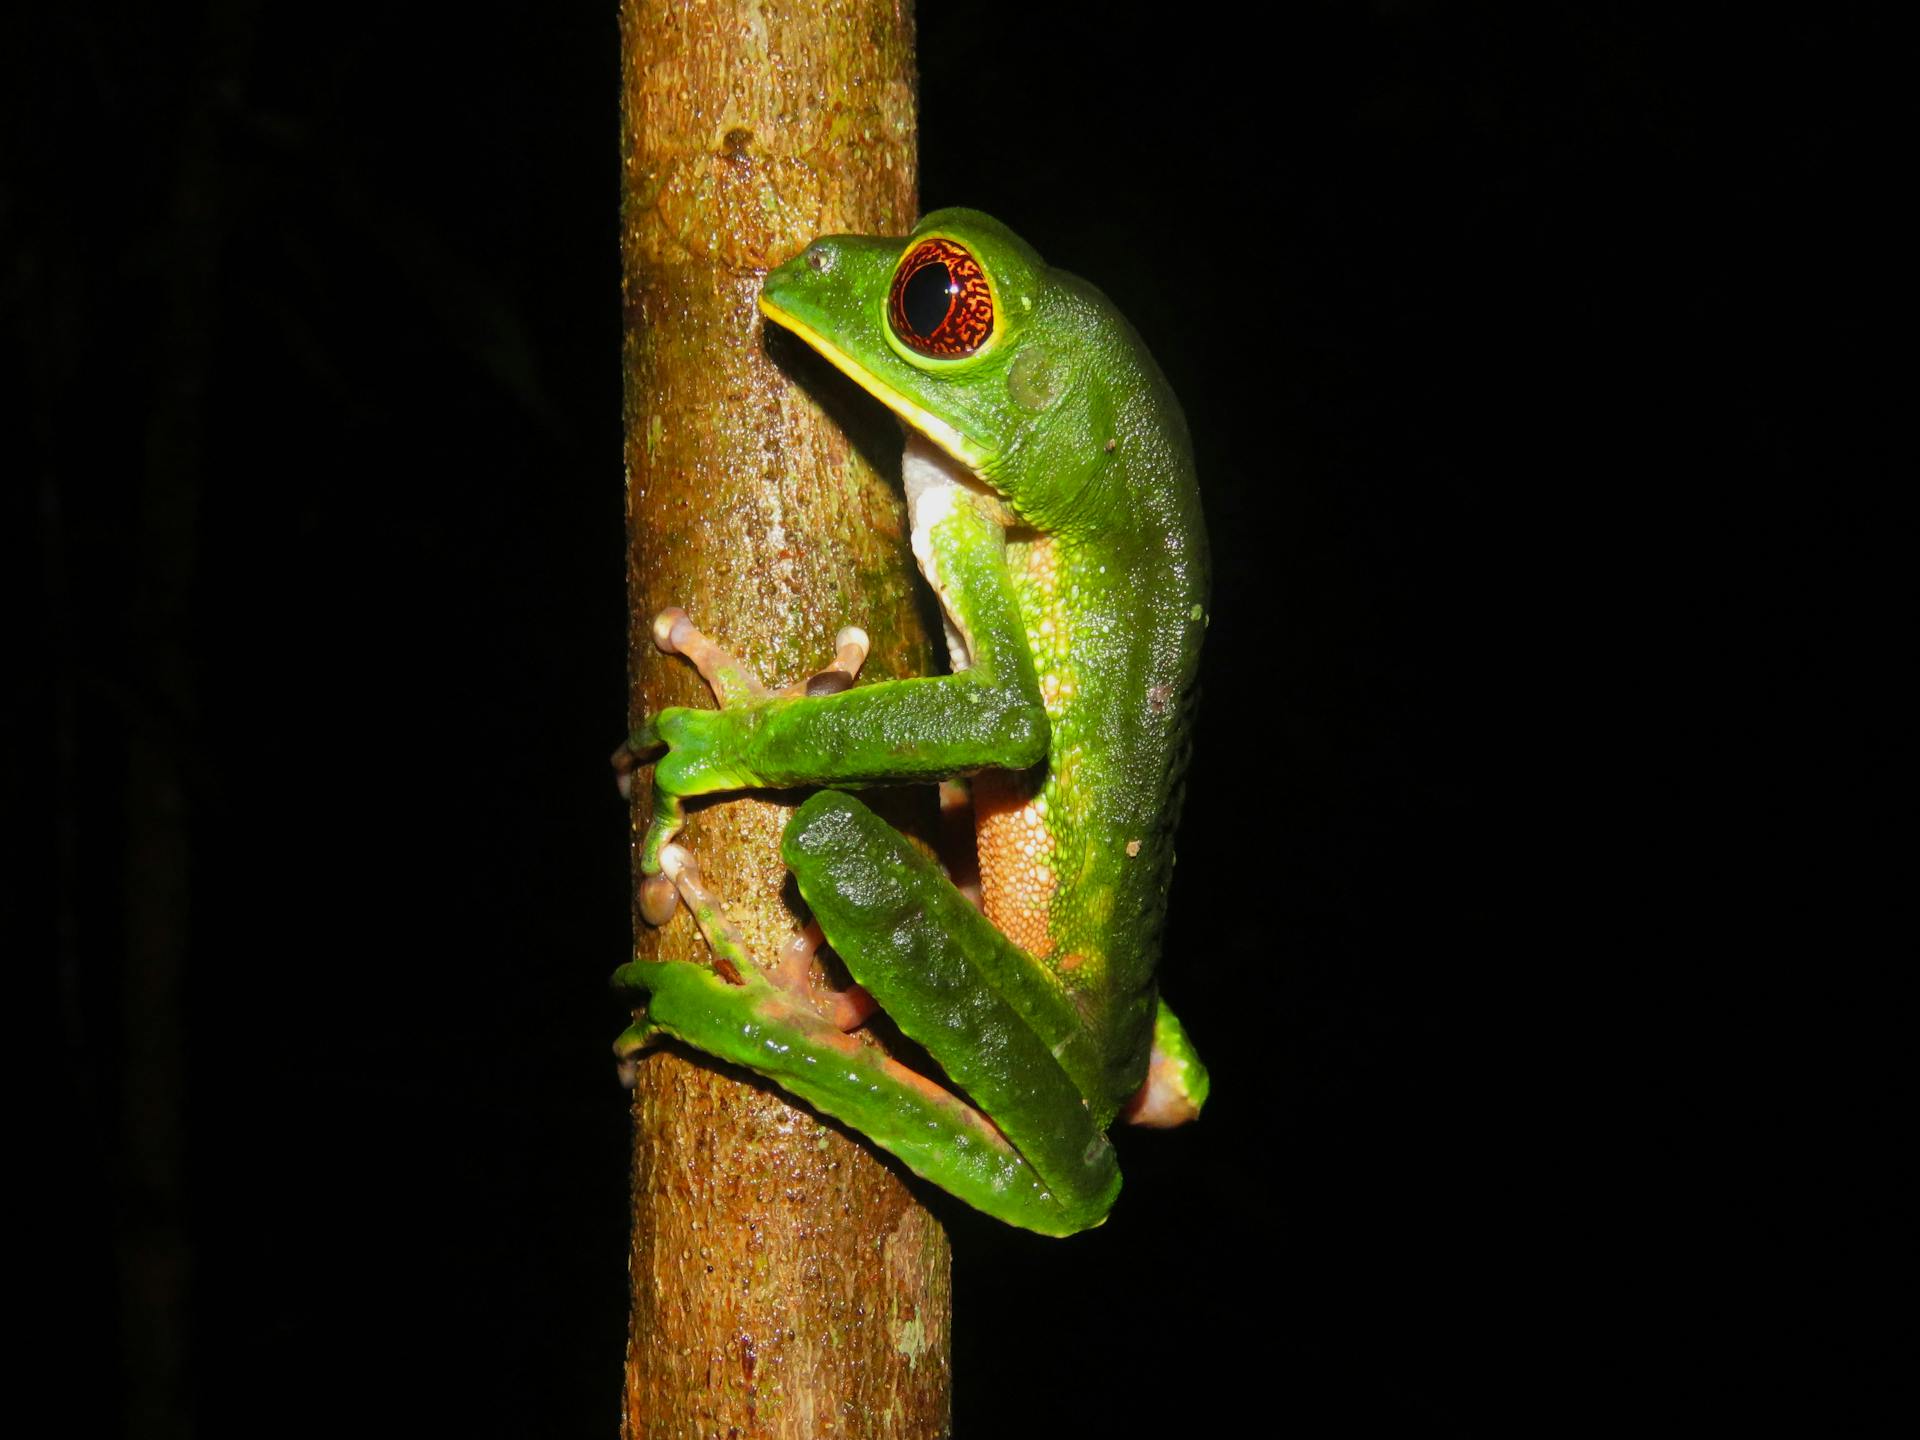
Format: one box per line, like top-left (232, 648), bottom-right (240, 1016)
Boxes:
top-left (960, 293), bottom-right (1209, 1114)
top-left (615, 211), bottom-right (1209, 1234)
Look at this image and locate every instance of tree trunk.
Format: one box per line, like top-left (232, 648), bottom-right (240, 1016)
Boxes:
top-left (618, 4), bottom-right (951, 1437)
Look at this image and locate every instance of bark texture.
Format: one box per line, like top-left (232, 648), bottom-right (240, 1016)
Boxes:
top-left (619, 3), bottom-right (952, 1436)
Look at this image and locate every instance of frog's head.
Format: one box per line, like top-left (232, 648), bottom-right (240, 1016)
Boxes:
top-left (760, 208), bottom-right (1143, 530)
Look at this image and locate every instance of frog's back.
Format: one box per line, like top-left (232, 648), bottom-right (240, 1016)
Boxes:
top-left (974, 324), bottom-right (1207, 1113)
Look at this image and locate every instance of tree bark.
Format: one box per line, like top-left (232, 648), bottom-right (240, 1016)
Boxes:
top-left (618, 4), bottom-right (951, 1437)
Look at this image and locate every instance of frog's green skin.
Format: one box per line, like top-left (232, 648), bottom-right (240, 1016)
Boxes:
top-left (613, 209), bottom-right (1209, 1236)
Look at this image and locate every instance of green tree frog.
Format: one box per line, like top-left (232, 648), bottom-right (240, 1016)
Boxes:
top-left (613, 209), bottom-right (1209, 1236)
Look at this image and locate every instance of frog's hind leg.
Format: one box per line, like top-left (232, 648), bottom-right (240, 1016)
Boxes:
top-left (779, 789), bottom-right (1121, 1226)
top-left (611, 853), bottom-right (1092, 1233)
top-left (612, 789), bottom-right (1120, 1235)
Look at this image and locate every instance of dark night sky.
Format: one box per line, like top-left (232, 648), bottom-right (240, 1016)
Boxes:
top-left (9, 3), bottom-right (1881, 1435)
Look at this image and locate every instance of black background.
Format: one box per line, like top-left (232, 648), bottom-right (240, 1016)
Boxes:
top-left (10, 2), bottom-right (1879, 1434)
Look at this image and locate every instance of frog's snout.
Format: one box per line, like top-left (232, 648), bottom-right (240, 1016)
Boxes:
top-left (762, 240), bottom-right (838, 308)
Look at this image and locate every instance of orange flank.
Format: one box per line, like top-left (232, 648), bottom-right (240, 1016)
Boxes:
top-left (973, 769), bottom-right (1057, 958)
top-left (972, 534), bottom-right (1073, 961)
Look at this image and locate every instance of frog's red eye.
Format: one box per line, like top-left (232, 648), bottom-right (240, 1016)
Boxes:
top-left (888, 238), bottom-right (994, 359)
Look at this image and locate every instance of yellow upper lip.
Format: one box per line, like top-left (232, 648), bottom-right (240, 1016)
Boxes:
top-left (758, 295), bottom-right (990, 471)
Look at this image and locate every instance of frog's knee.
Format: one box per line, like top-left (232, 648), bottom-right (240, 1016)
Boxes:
top-left (781, 789), bottom-right (876, 871)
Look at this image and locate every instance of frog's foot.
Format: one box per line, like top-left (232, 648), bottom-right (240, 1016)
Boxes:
top-left (651, 845), bottom-right (876, 1030)
top-left (652, 843), bottom-right (746, 984)
top-left (650, 606), bottom-right (767, 706)
top-left (774, 920), bottom-right (877, 1032)
top-left (610, 743), bottom-right (646, 803)
top-left (1119, 999), bottom-right (1210, 1128)
top-left (611, 610), bottom-right (869, 805)
top-left (777, 625), bottom-right (870, 700)
top-left (611, 607), bottom-right (768, 802)
top-left (654, 606), bottom-right (869, 704)
top-left (612, 1019), bottom-right (658, 1090)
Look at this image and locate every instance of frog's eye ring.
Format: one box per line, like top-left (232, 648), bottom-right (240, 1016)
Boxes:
top-left (888, 238), bottom-right (994, 359)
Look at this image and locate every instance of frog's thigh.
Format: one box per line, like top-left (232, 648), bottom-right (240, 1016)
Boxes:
top-left (781, 790), bottom-right (1117, 1206)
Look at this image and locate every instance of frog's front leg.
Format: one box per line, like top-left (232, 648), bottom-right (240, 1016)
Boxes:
top-left (617, 490), bottom-right (1047, 886)
top-left (615, 789), bottom-right (1121, 1236)
top-left (613, 606), bottom-right (874, 920)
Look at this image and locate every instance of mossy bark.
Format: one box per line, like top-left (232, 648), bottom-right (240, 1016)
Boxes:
top-left (619, 3), bottom-right (952, 1436)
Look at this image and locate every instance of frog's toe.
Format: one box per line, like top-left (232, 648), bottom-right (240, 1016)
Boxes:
top-left (611, 710), bottom-right (667, 799)
top-left (776, 623), bottom-right (871, 698)
top-left (824, 624), bottom-right (872, 684)
top-left (651, 605), bottom-right (870, 705)
top-left (638, 871), bottom-right (678, 926)
top-left (771, 919), bottom-right (877, 1030)
top-left (651, 606), bottom-right (766, 705)
top-left (612, 1019), bottom-right (660, 1088)
top-left (649, 605), bottom-right (692, 653)
top-left (654, 843), bottom-right (747, 986)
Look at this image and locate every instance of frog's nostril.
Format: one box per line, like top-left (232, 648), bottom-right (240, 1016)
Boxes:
top-left (806, 243), bottom-right (836, 273)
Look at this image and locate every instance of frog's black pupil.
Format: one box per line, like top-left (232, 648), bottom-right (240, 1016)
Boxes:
top-left (902, 262), bottom-right (955, 339)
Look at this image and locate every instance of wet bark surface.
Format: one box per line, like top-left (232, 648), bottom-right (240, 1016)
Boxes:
top-left (619, 3), bottom-right (952, 1435)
